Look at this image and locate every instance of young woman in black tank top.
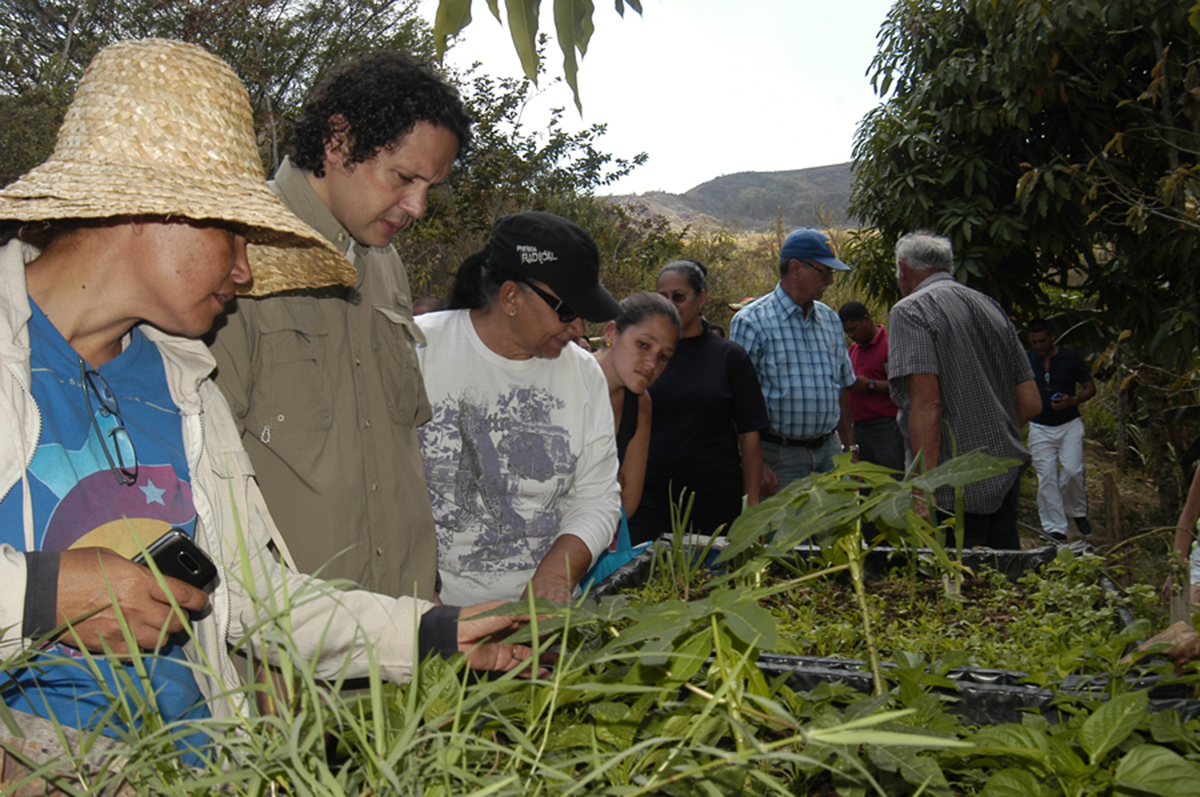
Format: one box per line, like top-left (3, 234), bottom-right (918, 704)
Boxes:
top-left (593, 293), bottom-right (681, 518)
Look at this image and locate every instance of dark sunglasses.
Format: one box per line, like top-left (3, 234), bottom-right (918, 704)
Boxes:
top-left (78, 358), bottom-right (138, 486)
top-left (659, 291), bottom-right (695, 305)
top-left (522, 280), bottom-right (579, 323)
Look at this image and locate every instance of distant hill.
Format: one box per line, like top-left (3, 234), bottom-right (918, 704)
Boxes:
top-left (607, 162), bottom-right (856, 231)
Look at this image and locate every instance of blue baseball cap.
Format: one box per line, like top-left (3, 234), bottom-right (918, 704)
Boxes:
top-left (779, 228), bottom-right (851, 271)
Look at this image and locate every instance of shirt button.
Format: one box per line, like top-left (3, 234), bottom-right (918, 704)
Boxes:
top-left (371, 482), bottom-right (378, 493)
top-left (337, 232), bottom-right (346, 243)
top-left (363, 419), bottom-right (371, 429)
top-left (276, 414), bottom-right (285, 422)
top-left (376, 547), bottom-right (383, 556)
top-left (355, 359), bottom-right (361, 367)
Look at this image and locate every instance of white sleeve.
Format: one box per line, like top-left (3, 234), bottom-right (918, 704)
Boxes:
top-left (553, 363), bottom-right (621, 561)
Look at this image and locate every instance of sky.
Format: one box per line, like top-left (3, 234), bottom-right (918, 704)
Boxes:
top-left (421, 0), bottom-right (897, 196)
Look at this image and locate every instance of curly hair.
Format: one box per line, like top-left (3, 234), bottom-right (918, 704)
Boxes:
top-left (292, 51), bottom-right (472, 177)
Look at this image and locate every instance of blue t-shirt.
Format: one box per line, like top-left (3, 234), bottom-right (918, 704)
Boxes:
top-left (0, 300), bottom-right (210, 763)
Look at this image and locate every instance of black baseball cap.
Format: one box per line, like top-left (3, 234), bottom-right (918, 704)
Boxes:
top-left (486, 211), bottom-right (621, 322)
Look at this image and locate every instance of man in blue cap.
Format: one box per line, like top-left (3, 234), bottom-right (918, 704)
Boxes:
top-left (730, 228), bottom-right (858, 490)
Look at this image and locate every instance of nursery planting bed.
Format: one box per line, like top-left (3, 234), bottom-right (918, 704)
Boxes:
top-left (589, 538), bottom-right (1200, 724)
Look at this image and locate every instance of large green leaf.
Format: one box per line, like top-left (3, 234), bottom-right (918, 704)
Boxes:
top-left (1080, 691), bottom-right (1149, 765)
top-left (597, 598), bottom-right (706, 655)
top-left (433, 0), bottom-right (474, 59)
top-left (712, 589), bottom-right (778, 650)
top-left (544, 721), bottom-right (594, 750)
top-left (868, 486), bottom-right (917, 529)
top-left (909, 450), bottom-right (1019, 492)
top-left (589, 701), bottom-right (637, 749)
top-left (1114, 744), bottom-right (1200, 796)
top-left (553, 0), bottom-right (594, 111)
top-left (866, 744), bottom-right (953, 796)
top-left (763, 487), bottom-right (859, 545)
top-left (504, 0), bottom-right (542, 81)
top-left (1147, 709), bottom-right (1193, 747)
top-left (666, 628), bottom-right (713, 686)
top-left (980, 767), bottom-right (1043, 797)
top-left (1046, 734), bottom-right (1088, 777)
top-left (718, 492), bottom-right (799, 561)
top-left (967, 723), bottom-right (1049, 761)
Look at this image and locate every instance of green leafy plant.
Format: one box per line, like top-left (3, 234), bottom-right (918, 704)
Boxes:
top-left (717, 450), bottom-right (1014, 694)
top-left (949, 692), bottom-right (1200, 796)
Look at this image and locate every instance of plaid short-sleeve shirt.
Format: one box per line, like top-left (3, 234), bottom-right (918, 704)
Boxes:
top-left (730, 284), bottom-right (855, 439)
top-left (887, 272), bottom-right (1034, 513)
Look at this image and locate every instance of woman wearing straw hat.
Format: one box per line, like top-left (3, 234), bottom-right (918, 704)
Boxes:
top-left (0, 38), bottom-right (538, 761)
top-left (417, 212), bottom-right (624, 605)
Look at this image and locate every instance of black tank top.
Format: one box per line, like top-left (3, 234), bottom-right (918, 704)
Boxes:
top-left (615, 388), bottom-right (638, 465)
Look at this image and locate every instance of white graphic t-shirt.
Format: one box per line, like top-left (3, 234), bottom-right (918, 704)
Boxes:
top-left (415, 310), bottom-right (620, 604)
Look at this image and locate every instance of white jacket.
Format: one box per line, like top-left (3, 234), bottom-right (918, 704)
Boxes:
top-left (0, 239), bottom-right (432, 719)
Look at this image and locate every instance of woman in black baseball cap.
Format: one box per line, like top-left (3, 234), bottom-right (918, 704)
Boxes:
top-left (416, 212), bottom-right (623, 605)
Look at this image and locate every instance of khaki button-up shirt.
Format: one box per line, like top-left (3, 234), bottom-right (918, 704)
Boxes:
top-left (208, 158), bottom-right (438, 600)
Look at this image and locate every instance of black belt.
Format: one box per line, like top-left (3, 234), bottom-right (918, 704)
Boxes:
top-left (853, 416), bottom-right (895, 428)
top-left (760, 430), bottom-right (834, 448)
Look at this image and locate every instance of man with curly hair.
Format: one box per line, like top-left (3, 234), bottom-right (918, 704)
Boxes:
top-left (209, 52), bottom-right (471, 601)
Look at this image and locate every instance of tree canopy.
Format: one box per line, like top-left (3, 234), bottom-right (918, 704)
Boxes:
top-left (0, 0), bottom-right (670, 307)
top-left (850, 0), bottom-right (1200, 365)
top-left (0, 0), bottom-right (434, 184)
top-left (849, 0), bottom-right (1200, 509)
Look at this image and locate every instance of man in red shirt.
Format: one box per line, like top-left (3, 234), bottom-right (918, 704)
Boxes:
top-left (839, 302), bottom-right (905, 472)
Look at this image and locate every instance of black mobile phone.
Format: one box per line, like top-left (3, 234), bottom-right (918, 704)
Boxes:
top-left (132, 529), bottom-right (218, 589)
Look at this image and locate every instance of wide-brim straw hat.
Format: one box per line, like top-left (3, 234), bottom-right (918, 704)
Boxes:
top-left (0, 38), bottom-right (355, 296)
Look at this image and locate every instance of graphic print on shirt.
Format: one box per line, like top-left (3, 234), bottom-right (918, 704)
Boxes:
top-left (26, 420), bottom-right (196, 667)
top-left (29, 414), bottom-right (196, 554)
top-left (421, 384), bottom-right (577, 573)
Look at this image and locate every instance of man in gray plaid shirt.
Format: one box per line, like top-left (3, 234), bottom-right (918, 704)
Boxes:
top-left (888, 232), bottom-right (1041, 549)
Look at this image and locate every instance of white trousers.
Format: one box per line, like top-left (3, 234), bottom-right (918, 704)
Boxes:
top-left (1028, 418), bottom-right (1088, 535)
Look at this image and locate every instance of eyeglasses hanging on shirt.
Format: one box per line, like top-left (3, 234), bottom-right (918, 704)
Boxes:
top-left (79, 358), bottom-right (138, 486)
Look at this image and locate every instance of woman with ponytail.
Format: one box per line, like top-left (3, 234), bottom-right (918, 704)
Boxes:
top-left (582, 292), bottom-right (679, 586)
top-left (416, 212), bottom-right (623, 604)
top-left (628, 259), bottom-right (770, 544)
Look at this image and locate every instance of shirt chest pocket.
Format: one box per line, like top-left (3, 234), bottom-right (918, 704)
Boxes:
top-left (373, 306), bottom-right (427, 428)
top-left (250, 300), bottom-right (333, 433)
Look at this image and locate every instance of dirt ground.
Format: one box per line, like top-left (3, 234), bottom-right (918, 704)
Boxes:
top-left (1015, 437), bottom-right (1179, 630)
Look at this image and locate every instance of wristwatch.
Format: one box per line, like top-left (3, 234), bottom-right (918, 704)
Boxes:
top-left (868, 380), bottom-right (876, 393)
top-left (843, 444), bottom-right (860, 454)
